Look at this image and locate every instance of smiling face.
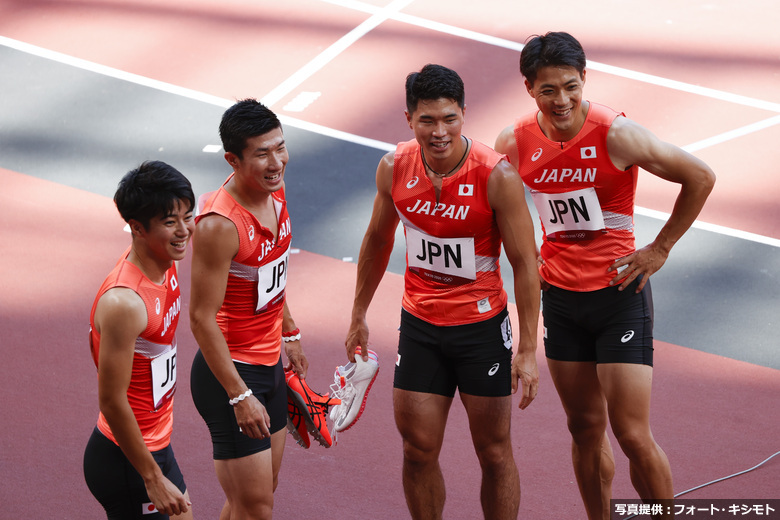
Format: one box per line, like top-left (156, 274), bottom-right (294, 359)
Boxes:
top-left (132, 198), bottom-right (195, 265)
top-left (526, 65), bottom-right (588, 142)
top-left (227, 127), bottom-right (288, 195)
top-left (406, 97), bottom-right (466, 169)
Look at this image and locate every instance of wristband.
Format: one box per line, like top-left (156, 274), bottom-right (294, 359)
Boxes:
top-left (229, 389), bottom-right (253, 406)
top-left (282, 328), bottom-right (301, 342)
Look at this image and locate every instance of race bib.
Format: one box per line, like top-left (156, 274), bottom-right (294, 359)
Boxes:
top-left (256, 247), bottom-right (289, 312)
top-left (531, 187), bottom-right (606, 241)
top-left (150, 345), bottom-right (176, 410)
top-left (406, 227), bottom-right (476, 280)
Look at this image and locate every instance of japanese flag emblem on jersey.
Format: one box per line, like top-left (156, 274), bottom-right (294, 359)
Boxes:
top-left (580, 146), bottom-right (597, 159)
top-left (458, 184), bottom-right (474, 196)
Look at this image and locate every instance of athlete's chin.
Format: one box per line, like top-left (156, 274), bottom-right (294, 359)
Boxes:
top-left (168, 245), bottom-right (189, 260)
top-left (263, 178), bottom-right (284, 192)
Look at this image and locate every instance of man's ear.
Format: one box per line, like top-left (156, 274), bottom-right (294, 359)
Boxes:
top-left (224, 151), bottom-right (240, 169)
top-left (127, 219), bottom-right (145, 237)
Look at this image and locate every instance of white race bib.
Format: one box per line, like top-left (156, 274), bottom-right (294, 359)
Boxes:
top-left (150, 345), bottom-right (176, 410)
top-left (256, 247), bottom-right (289, 311)
top-left (406, 227), bottom-right (476, 280)
top-left (531, 187), bottom-right (606, 241)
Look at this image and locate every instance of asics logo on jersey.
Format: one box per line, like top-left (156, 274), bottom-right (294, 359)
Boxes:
top-left (488, 363), bottom-right (500, 376)
top-left (407, 177), bottom-right (420, 189)
top-left (248, 225), bottom-right (255, 241)
top-left (155, 298), bottom-right (161, 315)
top-left (621, 330), bottom-right (635, 343)
top-left (531, 148), bottom-right (543, 161)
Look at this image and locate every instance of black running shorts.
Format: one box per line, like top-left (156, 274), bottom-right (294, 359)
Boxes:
top-left (542, 277), bottom-right (654, 365)
top-left (83, 427), bottom-right (186, 520)
top-left (394, 307), bottom-right (513, 397)
top-left (190, 350), bottom-right (286, 460)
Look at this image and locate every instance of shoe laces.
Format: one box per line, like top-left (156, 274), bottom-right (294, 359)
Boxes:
top-left (330, 364), bottom-right (357, 400)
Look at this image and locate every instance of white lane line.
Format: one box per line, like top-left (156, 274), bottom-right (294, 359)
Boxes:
top-left (278, 114), bottom-right (395, 152)
top-left (1, 35), bottom-right (778, 248)
top-left (635, 207), bottom-right (780, 248)
top-left (683, 114), bottom-right (780, 153)
top-left (321, 0), bottom-right (780, 114)
top-left (0, 36), bottom-right (234, 108)
top-left (283, 91), bottom-right (322, 112)
top-left (0, 36), bottom-right (390, 152)
top-left (587, 62), bottom-right (780, 113)
top-left (260, 0), bottom-right (416, 108)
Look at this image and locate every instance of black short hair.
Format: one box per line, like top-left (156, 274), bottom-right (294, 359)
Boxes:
top-left (114, 161), bottom-right (195, 229)
top-left (520, 32), bottom-right (587, 86)
top-left (405, 64), bottom-right (465, 114)
top-left (219, 99), bottom-right (282, 158)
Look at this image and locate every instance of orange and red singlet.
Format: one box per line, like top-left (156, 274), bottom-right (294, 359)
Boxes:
top-left (513, 102), bottom-right (638, 292)
top-left (90, 247), bottom-right (181, 451)
top-left (392, 139), bottom-right (508, 326)
top-left (196, 175), bottom-right (291, 366)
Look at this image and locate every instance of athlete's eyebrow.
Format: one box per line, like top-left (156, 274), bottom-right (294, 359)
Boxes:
top-left (418, 112), bottom-right (458, 120)
top-left (539, 78), bottom-right (579, 90)
top-left (253, 139), bottom-right (286, 153)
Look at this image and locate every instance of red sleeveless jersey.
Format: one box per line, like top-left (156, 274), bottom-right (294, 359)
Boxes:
top-left (392, 139), bottom-right (508, 326)
top-left (196, 175), bottom-right (291, 365)
top-left (90, 247), bottom-right (181, 451)
top-left (513, 102), bottom-right (637, 291)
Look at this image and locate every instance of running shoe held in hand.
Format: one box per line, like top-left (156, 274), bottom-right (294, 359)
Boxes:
top-left (329, 347), bottom-right (379, 434)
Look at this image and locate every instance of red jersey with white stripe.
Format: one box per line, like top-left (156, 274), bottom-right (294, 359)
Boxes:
top-left (90, 247), bottom-right (181, 451)
top-left (196, 175), bottom-right (291, 366)
top-left (513, 102), bottom-right (637, 291)
top-left (392, 138), bottom-right (508, 326)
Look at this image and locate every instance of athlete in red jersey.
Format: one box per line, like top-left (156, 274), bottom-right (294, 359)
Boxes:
top-left (189, 99), bottom-right (306, 520)
top-left (392, 138), bottom-right (509, 325)
top-left (496, 32), bottom-right (715, 520)
top-left (197, 176), bottom-right (292, 366)
top-left (511, 101), bottom-right (638, 292)
top-left (83, 161), bottom-right (195, 519)
top-left (91, 250), bottom-right (181, 452)
top-left (346, 64), bottom-right (540, 520)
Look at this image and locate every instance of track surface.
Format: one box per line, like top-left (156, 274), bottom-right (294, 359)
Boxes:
top-left (1, 1), bottom-right (778, 518)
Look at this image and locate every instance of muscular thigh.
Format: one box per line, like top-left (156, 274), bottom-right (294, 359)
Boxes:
top-left (460, 393), bottom-right (514, 445)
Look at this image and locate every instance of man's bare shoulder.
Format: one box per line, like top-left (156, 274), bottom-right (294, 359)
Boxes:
top-left (94, 287), bottom-right (147, 338)
top-left (193, 212), bottom-right (239, 261)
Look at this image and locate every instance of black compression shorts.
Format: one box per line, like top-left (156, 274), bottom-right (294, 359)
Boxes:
top-left (394, 307), bottom-right (514, 397)
top-left (542, 277), bottom-right (654, 365)
top-left (190, 350), bottom-right (286, 460)
top-left (83, 427), bottom-right (185, 520)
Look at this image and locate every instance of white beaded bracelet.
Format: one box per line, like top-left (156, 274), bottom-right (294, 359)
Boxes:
top-left (229, 389), bottom-right (253, 406)
top-left (282, 333), bottom-right (302, 343)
